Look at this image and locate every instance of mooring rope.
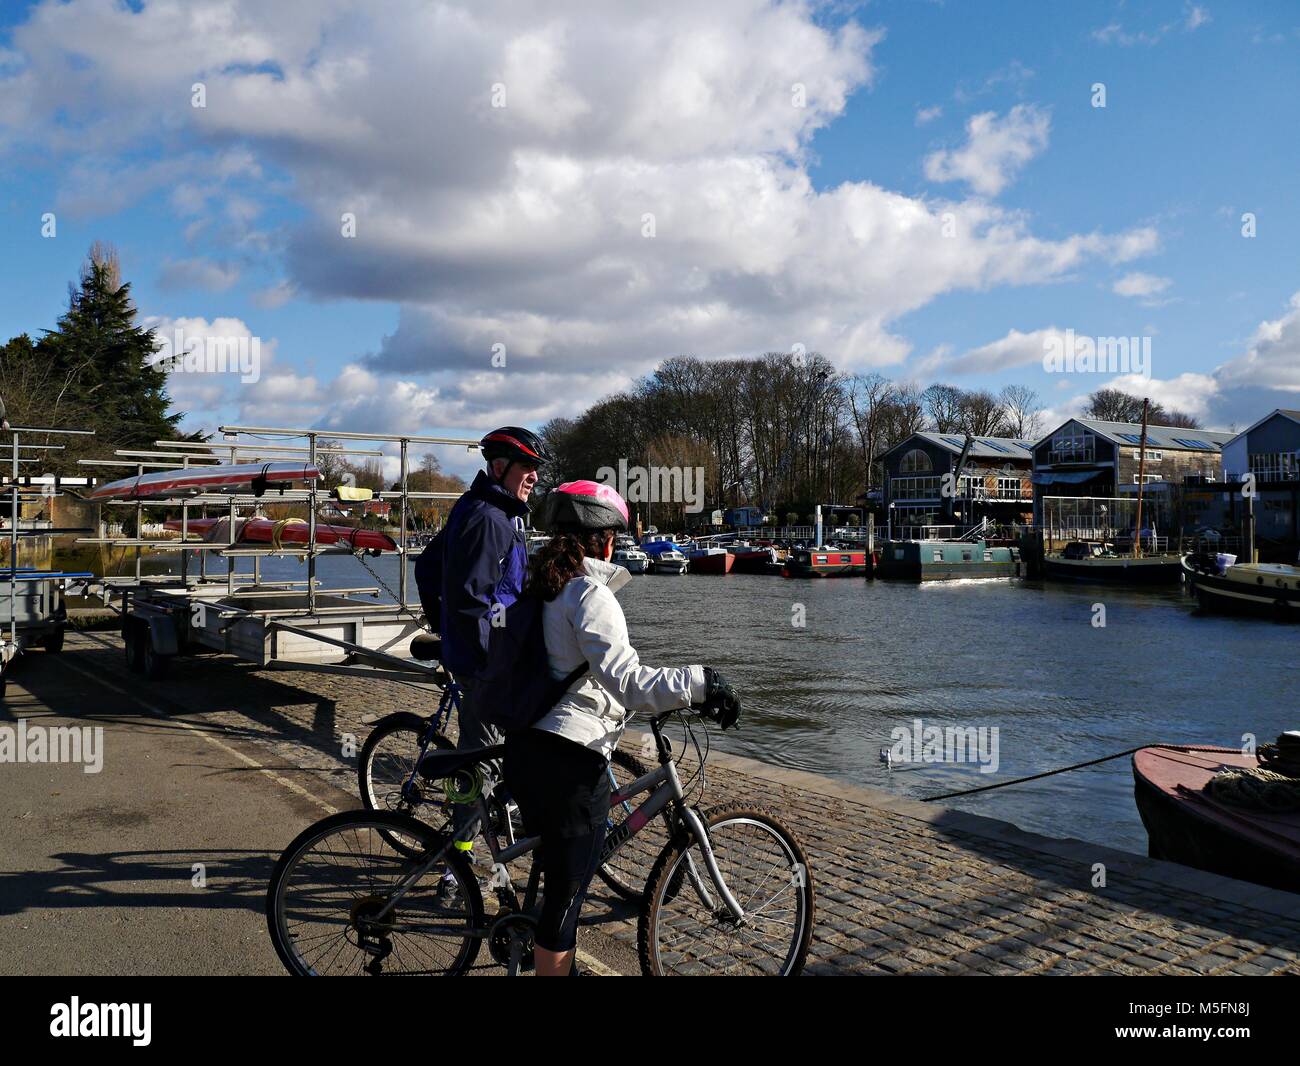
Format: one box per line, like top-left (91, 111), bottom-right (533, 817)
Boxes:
top-left (920, 744), bottom-right (1240, 802)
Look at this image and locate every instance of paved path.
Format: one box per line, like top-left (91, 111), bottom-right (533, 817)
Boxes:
top-left (3, 629), bottom-right (1298, 975)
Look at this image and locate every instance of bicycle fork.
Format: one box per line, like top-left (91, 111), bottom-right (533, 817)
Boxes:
top-left (679, 807), bottom-right (745, 921)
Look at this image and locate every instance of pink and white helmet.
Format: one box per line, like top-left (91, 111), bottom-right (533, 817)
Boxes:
top-left (535, 480), bottom-right (629, 532)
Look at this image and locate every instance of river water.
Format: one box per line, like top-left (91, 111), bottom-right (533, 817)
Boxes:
top-left (211, 554), bottom-right (1299, 856)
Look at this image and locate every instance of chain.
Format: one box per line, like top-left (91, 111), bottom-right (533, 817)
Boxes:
top-left (351, 548), bottom-right (425, 625)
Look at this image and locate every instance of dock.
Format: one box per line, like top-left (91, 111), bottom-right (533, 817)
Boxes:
top-left (3, 628), bottom-right (1298, 976)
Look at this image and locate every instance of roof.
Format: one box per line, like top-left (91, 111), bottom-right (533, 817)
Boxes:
top-left (885, 432), bottom-right (1036, 462)
top-left (1222, 408), bottom-right (1300, 448)
top-left (1057, 418), bottom-right (1234, 452)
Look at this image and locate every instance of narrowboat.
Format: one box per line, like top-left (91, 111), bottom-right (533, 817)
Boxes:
top-left (783, 546), bottom-right (869, 578)
top-left (1133, 739), bottom-right (1300, 894)
top-left (728, 543), bottom-right (780, 574)
top-left (875, 540), bottom-right (1020, 581)
top-left (1043, 540), bottom-right (1181, 584)
top-left (1182, 554), bottom-right (1300, 620)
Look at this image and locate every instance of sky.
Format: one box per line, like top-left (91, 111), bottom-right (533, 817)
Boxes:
top-left (1, 0), bottom-right (1298, 480)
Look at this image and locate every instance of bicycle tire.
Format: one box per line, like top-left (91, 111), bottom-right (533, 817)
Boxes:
top-left (596, 748), bottom-right (672, 901)
top-left (637, 805), bottom-right (814, 977)
top-left (266, 809), bottom-right (483, 976)
top-left (358, 713), bottom-right (455, 845)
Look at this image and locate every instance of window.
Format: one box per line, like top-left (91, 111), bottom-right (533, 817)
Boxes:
top-left (960, 475), bottom-right (986, 498)
top-left (997, 477), bottom-right (1023, 499)
top-left (1250, 452), bottom-right (1300, 481)
top-left (1133, 474), bottom-right (1161, 484)
top-left (1130, 449), bottom-right (1163, 462)
top-left (1049, 430), bottom-right (1095, 464)
top-left (892, 476), bottom-right (941, 500)
top-left (899, 449), bottom-right (932, 473)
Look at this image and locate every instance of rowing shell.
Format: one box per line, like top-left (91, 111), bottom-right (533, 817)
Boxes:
top-left (163, 517), bottom-right (398, 552)
top-left (89, 462), bottom-right (321, 501)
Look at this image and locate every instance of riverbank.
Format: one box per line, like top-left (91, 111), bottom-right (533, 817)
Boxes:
top-left (3, 630), bottom-right (1297, 975)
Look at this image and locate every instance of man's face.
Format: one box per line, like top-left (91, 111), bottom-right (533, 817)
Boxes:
top-left (495, 458), bottom-right (539, 502)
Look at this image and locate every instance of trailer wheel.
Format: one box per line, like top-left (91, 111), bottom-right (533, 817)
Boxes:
top-left (142, 636), bottom-right (171, 680)
top-left (41, 628), bottom-right (65, 654)
top-left (124, 624), bottom-right (146, 673)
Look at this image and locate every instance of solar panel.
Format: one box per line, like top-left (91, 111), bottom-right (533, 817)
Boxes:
top-left (1116, 433), bottom-right (1143, 444)
top-left (942, 436), bottom-right (965, 447)
top-left (980, 440), bottom-right (1011, 453)
top-left (1172, 437), bottom-right (1212, 449)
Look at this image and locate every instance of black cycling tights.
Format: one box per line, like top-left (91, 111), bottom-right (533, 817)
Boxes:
top-left (503, 729), bottom-right (611, 954)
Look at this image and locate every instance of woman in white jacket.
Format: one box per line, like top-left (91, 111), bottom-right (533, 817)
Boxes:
top-left (505, 480), bottom-right (739, 976)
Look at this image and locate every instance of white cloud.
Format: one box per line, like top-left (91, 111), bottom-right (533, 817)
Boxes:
top-left (923, 104), bottom-right (1050, 197)
top-left (1214, 291), bottom-right (1300, 393)
top-left (915, 105), bottom-right (942, 125)
top-left (1112, 272), bottom-right (1172, 301)
top-left (3, 1), bottom-right (1162, 424)
top-left (1092, 4), bottom-right (1211, 47)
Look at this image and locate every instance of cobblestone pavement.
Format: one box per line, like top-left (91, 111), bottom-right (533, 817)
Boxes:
top-left (42, 630), bottom-right (1300, 975)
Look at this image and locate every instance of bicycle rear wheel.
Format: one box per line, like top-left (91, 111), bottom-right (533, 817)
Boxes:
top-left (638, 805), bottom-right (814, 976)
top-left (266, 810), bottom-right (482, 976)
top-left (359, 713), bottom-right (455, 852)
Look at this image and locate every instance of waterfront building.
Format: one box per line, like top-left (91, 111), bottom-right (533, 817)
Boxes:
top-left (880, 433), bottom-right (1034, 537)
top-left (1217, 409), bottom-right (1300, 560)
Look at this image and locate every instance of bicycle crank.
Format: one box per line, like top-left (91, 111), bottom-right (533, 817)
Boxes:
top-left (350, 894), bottom-right (396, 974)
top-left (487, 912), bottom-right (537, 970)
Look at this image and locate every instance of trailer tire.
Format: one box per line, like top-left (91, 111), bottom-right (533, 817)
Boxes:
top-left (124, 623), bottom-right (146, 673)
top-left (142, 634), bottom-right (170, 680)
top-left (41, 628), bottom-right (65, 654)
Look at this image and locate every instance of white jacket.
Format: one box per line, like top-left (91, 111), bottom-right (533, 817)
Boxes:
top-left (533, 556), bottom-right (707, 759)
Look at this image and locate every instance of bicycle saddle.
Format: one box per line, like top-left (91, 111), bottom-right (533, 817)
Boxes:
top-left (417, 744), bottom-right (506, 781)
top-left (410, 633), bottom-right (442, 661)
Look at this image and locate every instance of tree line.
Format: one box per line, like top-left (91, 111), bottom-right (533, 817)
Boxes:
top-left (540, 352), bottom-right (1203, 525)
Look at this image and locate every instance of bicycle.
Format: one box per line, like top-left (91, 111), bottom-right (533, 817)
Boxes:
top-left (268, 707), bottom-right (815, 976)
top-left (357, 638), bottom-right (666, 900)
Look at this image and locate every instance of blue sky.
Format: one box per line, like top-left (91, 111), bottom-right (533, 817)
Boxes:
top-left (2, 0), bottom-right (1298, 479)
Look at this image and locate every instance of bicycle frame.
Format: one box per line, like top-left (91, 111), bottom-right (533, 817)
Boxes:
top-left (366, 713), bottom-right (745, 949)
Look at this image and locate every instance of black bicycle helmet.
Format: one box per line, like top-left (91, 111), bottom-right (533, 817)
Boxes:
top-left (479, 426), bottom-right (552, 467)
top-left (534, 480), bottom-right (629, 532)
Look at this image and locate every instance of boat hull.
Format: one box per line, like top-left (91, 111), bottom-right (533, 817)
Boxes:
top-left (875, 540), bottom-right (1019, 582)
top-left (1183, 558), bottom-right (1300, 620)
top-left (783, 549), bottom-right (869, 578)
top-left (1133, 746), bottom-right (1300, 894)
top-left (687, 552), bottom-right (734, 575)
top-left (1043, 554), bottom-right (1181, 584)
top-left (92, 461), bottom-right (320, 501)
top-left (164, 517), bottom-right (398, 552)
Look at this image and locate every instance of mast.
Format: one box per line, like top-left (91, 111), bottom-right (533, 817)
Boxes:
top-left (1133, 397), bottom-right (1149, 558)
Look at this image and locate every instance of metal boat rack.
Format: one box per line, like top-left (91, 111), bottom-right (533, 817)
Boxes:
top-left (0, 424), bottom-right (97, 697)
top-left (73, 424), bottom-right (478, 686)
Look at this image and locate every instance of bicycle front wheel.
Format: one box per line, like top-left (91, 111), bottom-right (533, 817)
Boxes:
top-left (638, 805), bottom-right (814, 976)
top-left (266, 810), bottom-right (483, 976)
top-left (359, 713), bottom-right (454, 836)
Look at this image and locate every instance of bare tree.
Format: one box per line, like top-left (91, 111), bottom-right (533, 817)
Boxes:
top-left (922, 383), bottom-right (965, 432)
top-left (958, 389), bottom-right (1011, 437)
top-left (999, 384), bottom-right (1044, 439)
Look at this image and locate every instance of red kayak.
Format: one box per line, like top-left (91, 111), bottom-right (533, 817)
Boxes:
top-left (91, 461), bottom-right (320, 501)
top-left (164, 517), bottom-right (397, 552)
top-left (1132, 744), bottom-right (1300, 893)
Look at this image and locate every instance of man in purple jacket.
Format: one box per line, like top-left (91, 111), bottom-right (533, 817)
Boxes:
top-left (415, 426), bottom-right (550, 751)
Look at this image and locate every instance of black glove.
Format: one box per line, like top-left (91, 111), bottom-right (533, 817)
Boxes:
top-left (700, 667), bottom-right (741, 730)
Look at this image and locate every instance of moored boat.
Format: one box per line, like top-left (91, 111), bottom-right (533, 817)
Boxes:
top-left (686, 546), bottom-right (734, 575)
top-left (1182, 554), bottom-right (1300, 620)
top-left (613, 546), bottom-right (649, 573)
top-left (1043, 540), bottom-right (1181, 584)
top-left (642, 540), bottom-right (688, 574)
top-left (1133, 740), bottom-right (1300, 893)
top-left (876, 540), bottom-right (1020, 581)
top-left (727, 543), bottom-right (779, 574)
top-left (783, 546), bottom-right (868, 578)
